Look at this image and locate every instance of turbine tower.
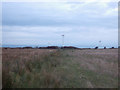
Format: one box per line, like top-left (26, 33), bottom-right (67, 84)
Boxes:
top-left (62, 35), bottom-right (64, 47)
top-left (99, 40), bottom-right (101, 48)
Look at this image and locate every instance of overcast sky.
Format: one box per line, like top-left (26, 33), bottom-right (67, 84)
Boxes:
top-left (2, 1), bottom-right (118, 47)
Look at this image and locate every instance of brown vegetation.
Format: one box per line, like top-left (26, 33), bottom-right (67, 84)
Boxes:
top-left (2, 48), bottom-right (118, 88)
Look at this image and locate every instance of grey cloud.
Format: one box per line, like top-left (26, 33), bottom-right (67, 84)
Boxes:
top-left (2, 2), bottom-right (117, 29)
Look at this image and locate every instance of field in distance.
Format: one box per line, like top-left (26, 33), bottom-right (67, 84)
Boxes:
top-left (2, 48), bottom-right (118, 88)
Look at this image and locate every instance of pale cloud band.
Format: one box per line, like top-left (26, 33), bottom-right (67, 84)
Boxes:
top-left (3, 25), bottom-right (118, 47)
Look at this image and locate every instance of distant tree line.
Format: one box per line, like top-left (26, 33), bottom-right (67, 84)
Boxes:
top-left (3, 46), bottom-right (118, 49)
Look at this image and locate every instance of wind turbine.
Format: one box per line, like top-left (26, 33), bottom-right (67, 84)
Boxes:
top-left (62, 35), bottom-right (64, 47)
top-left (99, 40), bottom-right (102, 48)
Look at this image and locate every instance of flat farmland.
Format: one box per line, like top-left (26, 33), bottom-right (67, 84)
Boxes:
top-left (2, 48), bottom-right (118, 88)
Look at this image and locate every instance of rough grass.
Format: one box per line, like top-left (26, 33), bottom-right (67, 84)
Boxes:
top-left (2, 48), bottom-right (118, 88)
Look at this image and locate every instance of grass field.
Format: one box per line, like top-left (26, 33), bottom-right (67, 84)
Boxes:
top-left (2, 48), bottom-right (118, 88)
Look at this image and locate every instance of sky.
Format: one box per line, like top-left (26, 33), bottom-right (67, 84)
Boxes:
top-left (2, 0), bottom-right (119, 48)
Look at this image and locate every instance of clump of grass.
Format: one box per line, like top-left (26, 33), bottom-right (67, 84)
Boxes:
top-left (2, 67), bottom-right (13, 88)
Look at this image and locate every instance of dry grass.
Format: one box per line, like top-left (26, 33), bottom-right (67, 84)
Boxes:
top-left (2, 48), bottom-right (60, 88)
top-left (66, 49), bottom-right (118, 77)
top-left (2, 48), bottom-right (118, 88)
